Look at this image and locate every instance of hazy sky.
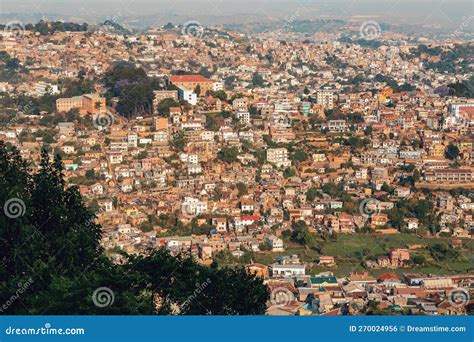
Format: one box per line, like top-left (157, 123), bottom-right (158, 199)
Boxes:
top-left (0, 0), bottom-right (472, 28)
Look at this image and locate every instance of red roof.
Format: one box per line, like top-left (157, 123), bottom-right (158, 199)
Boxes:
top-left (379, 273), bottom-right (400, 281)
top-left (241, 215), bottom-right (260, 221)
top-left (169, 75), bottom-right (213, 83)
top-left (321, 308), bottom-right (341, 316)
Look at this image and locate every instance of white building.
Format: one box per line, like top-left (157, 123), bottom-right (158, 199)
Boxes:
top-left (127, 133), bottom-right (138, 147)
top-left (267, 148), bottom-right (291, 168)
top-left (317, 87), bottom-right (335, 110)
top-left (271, 264), bottom-right (305, 277)
top-left (35, 81), bottom-right (59, 96)
top-left (98, 199), bottom-right (114, 212)
top-left (328, 120), bottom-right (348, 132)
top-left (177, 87), bottom-right (197, 105)
top-left (235, 111), bottom-right (250, 125)
top-left (266, 235), bottom-right (284, 252)
top-left (179, 153), bottom-right (198, 164)
top-left (201, 131), bottom-right (215, 141)
top-left (355, 168), bottom-right (368, 180)
top-left (181, 197), bottom-right (208, 216)
top-left (187, 163), bottom-right (202, 175)
top-left (62, 145), bottom-right (75, 154)
top-left (404, 218), bottom-right (419, 230)
top-left (446, 102), bottom-right (474, 128)
top-left (153, 131), bottom-right (168, 143)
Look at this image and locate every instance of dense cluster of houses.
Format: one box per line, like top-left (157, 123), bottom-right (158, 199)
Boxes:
top-left (0, 23), bottom-right (473, 315)
top-left (260, 260), bottom-right (473, 316)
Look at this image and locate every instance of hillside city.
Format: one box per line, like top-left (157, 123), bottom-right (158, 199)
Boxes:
top-left (0, 19), bottom-right (473, 316)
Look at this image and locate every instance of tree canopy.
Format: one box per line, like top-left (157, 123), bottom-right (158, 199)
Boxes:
top-left (103, 62), bottom-right (163, 118)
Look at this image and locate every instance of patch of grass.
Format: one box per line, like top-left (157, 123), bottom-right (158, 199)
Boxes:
top-left (252, 234), bottom-right (474, 278)
top-left (321, 234), bottom-right (385, 257)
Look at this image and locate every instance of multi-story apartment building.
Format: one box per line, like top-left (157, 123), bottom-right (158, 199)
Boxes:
top-left (56, 96), bottom-right (83, 113)
top-left (317, 87), bottom-right (335, 110)
top-left (232, 97), bottom-right (248, 111)
top-left (267, 148), bottom-right (291, 168)
top-left (235, 111), bottom-right (250, 125)
top-left (181, 197), bottom-right (208, 216)
top-left (56, 94), bottom-right (106, 115)
top-left (425, 169), bottom-right (473, 183)
top-left (169, 75), bottom-right (216, 95)
top-left (328, 120), bottom-right (348, 132)
top-left (177, 87), bottom-right (197, 105)
top-left (82, 94), bottom-right (106, 114)
top-left (35, 81), bottom-right (59, 96)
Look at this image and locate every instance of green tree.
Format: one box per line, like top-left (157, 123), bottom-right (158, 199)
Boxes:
top-left (412, 255), bottom-right (426, 265)
top-left (290, 221), bottom-right (320, 252)
top-left (306, 187), bottom-right (319, 202)
top-left (429, 243), bottom-right (459, 261)
top-left (218, 147), bottom-right (239, 163)
top-left (170, 131), bottom-right (186, 151)
top-left (252, 73), bottom-right (264, 86)
top-left (211, 90), bottom-right (227, 101)
top-left (85, 169), bottom-right (96, 179)
top-left (292, 149), bottom-right (308, 162)
top-left (445, 144), bottom-right (460, 160)
top-left (157, 98), bottom-right (180, 115)
top-left (236, 182), bottom-right (248, 196)
top-left (194, 85), bottom-right (201, 96)
top-left (103, 62), bottom-right (160, 118)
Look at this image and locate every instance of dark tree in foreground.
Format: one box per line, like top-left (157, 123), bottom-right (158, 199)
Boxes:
top-left (0, 143), bottom-right (269, 315)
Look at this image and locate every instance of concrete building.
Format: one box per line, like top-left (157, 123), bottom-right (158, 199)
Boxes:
top-left (169, 75), bottom-right (215, 95)
top-left (317, 87), bottom-right (335, 110)
top-left (56, 94), bottom-right (106, 115)
top-left (267, 148), bottom-right (291, 168)
top-left (425, 169), bottom-right (473, 183)
top-left (271, 263), bottom-right (305, 277)
top-left (177, 87), bottom-right (197, 105)
top-left (181, 197), bottom-right (208, 216)
top-left (35, 81), bottom-right (59, 96)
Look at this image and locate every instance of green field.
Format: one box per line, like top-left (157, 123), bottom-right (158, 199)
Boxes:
top-left (252, 233), bottom-right (474, 278)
